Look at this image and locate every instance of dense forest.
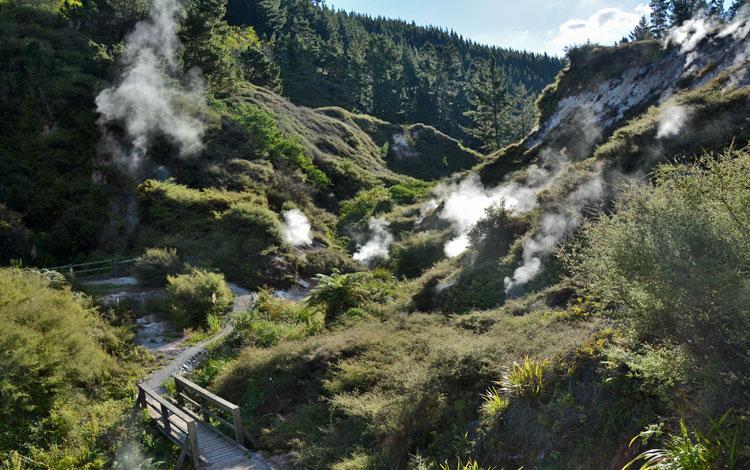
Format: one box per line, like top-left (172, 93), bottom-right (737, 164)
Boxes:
top-left (1, 0), bottom-right (750, 469)
top-left (224, 0), bottom-right (564, 149)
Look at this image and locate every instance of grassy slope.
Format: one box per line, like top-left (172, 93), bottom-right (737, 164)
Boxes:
top-left (213, 310), bottom-right (605, 468)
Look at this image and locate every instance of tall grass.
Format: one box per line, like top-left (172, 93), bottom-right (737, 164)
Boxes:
top-left (501, 355), bottom-right (549, 400)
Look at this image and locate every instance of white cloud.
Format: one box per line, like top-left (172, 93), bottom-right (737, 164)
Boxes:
top-left (551, 4), bottom-right (651, 55)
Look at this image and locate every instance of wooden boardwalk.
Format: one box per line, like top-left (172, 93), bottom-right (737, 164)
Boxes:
top-left (138, 377), bottom-right (271, 469)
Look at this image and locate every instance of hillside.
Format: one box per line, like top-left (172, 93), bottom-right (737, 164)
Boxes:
top-left (1, 1), bottom-right (750, 470)
top-left (203, 14), bottom-right (750, 470)
top-left (224, 0), bottom-right (564, 148)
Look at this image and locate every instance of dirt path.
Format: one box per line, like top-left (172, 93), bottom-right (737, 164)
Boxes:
top-left (143, 283), bottom-right (255, 392)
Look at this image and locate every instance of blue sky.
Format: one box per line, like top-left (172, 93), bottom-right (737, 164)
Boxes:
top-left (327, 1), bottom-right (730, 56)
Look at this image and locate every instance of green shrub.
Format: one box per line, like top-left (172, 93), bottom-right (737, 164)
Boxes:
top-left (569, 148), bottom-right (750, 403)
top-left (215, 201), bottom-right (289, 286)
top-left (297, 247), bottom-right (360, 277)
top-left (480, 387), bottom-right (509, 424)
top-left (0, 268), bottom-right (112, 450)
top-left (337, 187), bottom-right (393, 231)
top-left (387, 180), bottom-right (432, 205)
top-left (210, 308), bottom-right (600, 468)
top-left (306, 271), bottom-right (370, 323)
top-left (440, 458), bottom-right (492, 470)
top-left (0, 268), bottom-right (142, 468)
top-left (229, 289), bottom-right (324, 347)
top-left (626, 416), bottom-right (744, 470)
top-left (166, 268), bottom-right (234, 328)
top-left (231, 103), bottom-right (329, 189)
top-left (390, 231), bottom-right (448, 278)
top-left (133, 247), bottom-right (182, 287)
top-left (306, 270), bottom-right (396, 323)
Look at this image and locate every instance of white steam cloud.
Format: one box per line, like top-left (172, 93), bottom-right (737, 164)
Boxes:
top-left (656, 104), bottom-right (690, 138)
top-left (281, 209), bottom-right (313, 246)
top-left (670, 17), bottom-right (714, 54)
top-left (436, 174), bottom-right (540, 258)
top-left (430, 116), bottom-right (596, 259)
top-left (96, 0), bottom-right (206, 171)
top-left (504, 172), bottom-right (605, 293)
top-left (353, 217), bottom-right (394, 265)
top-left (419, 106), bottom-right (604, 291)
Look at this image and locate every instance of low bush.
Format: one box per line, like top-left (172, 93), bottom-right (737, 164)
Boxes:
top-left (133, 247), bottom-right (182, 287)
top-left (390, 231), bottom-right (448, 279)
top-left (297, 247), bottom-right (360, 277)
top-left (229, 289), bottom-right (324, 347)
top-left (569, 148), bottom-right (750, 408)
top-left (479, 387), bottom-right (509, 424)
top-left (166, 268), bottom-right (234, 328)
top-left (337, 187), bottom-right (394, 231)
top-left (626, 416), bottom-right (746, 470)
top-left (0, 268), bottom-right (144, 468)
top-left (0, 268), bottom-right (112, 450)
top-left (211, 312), bottom-right (600, 468)
top-left (231, 103), bottom-right (329, 189)
top-left (306, 269), bottom-right (397, 323)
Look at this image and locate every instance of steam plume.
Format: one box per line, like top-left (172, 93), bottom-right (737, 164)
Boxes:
top-left (436, 174), bottom-right (539, 258)
top-left (281, 209), bottom-right (313, 246)
top-left (96, 0), bottom-right (206, 171)
top-left (656, 104), bottom-right (690, 139)
top-left (504, 172), bottom-right (605, 293)
top-left (429, 107), bottom-right (601, 260)
top-left (353, 217), bottom-right (394, 265)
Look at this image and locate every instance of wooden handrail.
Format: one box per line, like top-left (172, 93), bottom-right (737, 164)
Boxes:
top-left (139, 383), bottom-right (195, 424)
top-left (137, 383), bottom-right (200, 469)
top-left (174, 375), bottom-right (245, 447)
top-left (47, 257), bottom-right (137, 280)
top-left (174, 375), bottom-right (239, 413)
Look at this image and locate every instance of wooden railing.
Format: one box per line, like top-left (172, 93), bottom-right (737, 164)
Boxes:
top-left (137, 383), bottom-right (201, 469)
top-left (48, 257), bottom-right (136, 279)
top-left (174, 375), bottom-right (246, 447)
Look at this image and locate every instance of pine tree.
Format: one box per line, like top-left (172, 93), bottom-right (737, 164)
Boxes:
top-left (180, 0), bottom-right (233, 89)
top-left (433, 43), bottom-right (462, 132)
top-left (630, 15), bottom-right (654, 41)
top-left (238, 45), bottom-right (282, 92)
top-left (671, 0), bottom-right (707, 26)
top-left (462, 57), bottom-right (511, 152)
top-left (729, 0), bottom-right (748, 18)
top-left (650, 0), bottom-right (671, 37)
top-left (705, 0), bottom-right (724, 17)
top-left (367, 35), bottom-right (403, 121)
top-left (509, 83), bottom-right (537, 141)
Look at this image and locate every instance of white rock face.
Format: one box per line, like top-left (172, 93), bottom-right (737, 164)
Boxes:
top-left (528, 17), bottom-right (750, 151)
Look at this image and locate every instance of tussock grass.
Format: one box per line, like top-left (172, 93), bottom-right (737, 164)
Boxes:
top-left (211, 311), bottom-right (601, 467)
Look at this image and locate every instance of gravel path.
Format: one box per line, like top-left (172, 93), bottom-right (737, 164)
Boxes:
top-left (143, 283), bottom-right (255, 393)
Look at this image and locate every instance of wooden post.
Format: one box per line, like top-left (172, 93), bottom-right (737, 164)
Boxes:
top-left (161, 403), bottom-right (171, 435)
top-left (200, 396), bottom-right (209, 422)
top-left (112, 257), bottom-right (117, 277)
top-left (175, 379), bottom-right (184, 408)
top-left (232, 408), bottom-right (244, 446)
top-left (187, 421), bottom-right (200, 470)
top-left (137, 385), bottom-right (146, 409)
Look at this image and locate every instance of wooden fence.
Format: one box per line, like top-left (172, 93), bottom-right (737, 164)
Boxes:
top-left (48, 257), bottom-right (137, 279)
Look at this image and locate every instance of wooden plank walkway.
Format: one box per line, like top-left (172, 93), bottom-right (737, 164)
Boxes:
top-left (138, 379), bottom-right (272, 469)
